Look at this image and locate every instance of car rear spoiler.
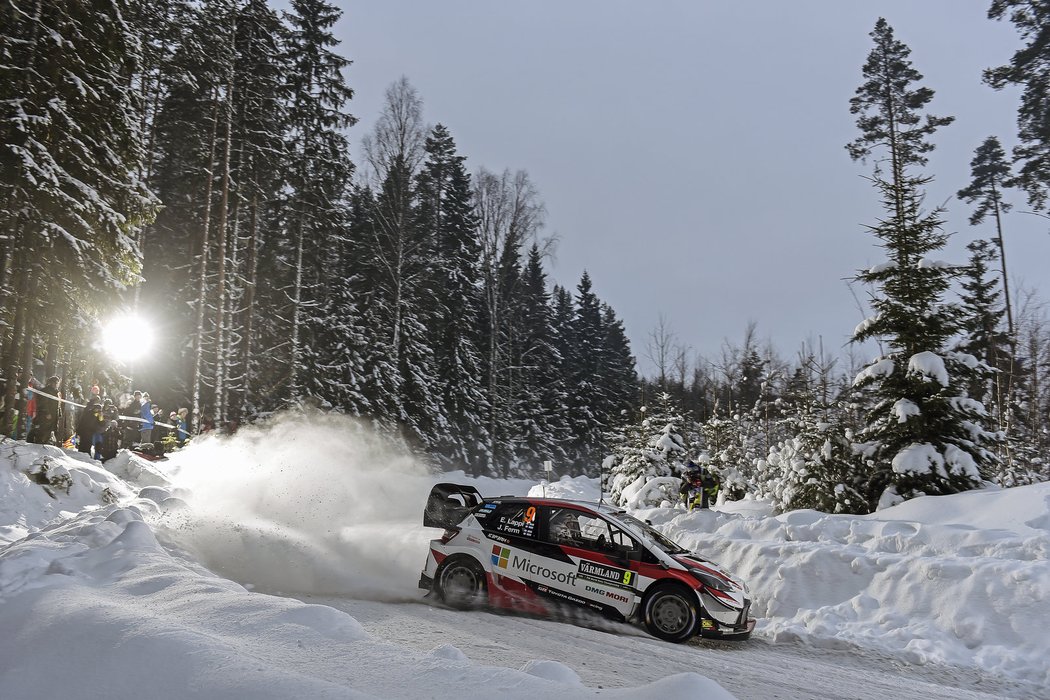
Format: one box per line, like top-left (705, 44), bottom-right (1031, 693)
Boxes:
top-left (423, 483), bottom-right (484, 529)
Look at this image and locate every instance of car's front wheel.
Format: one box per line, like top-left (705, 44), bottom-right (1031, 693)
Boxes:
top-left (643, 585), bottom-right (700, 643)
top-left (435, 557), bottom-right (487, 609)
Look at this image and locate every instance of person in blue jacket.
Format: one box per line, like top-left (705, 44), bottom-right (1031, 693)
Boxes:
top-left (175, 407), bottom-right (190, 445)
top-left (139, 392), bottom-right (154, 443)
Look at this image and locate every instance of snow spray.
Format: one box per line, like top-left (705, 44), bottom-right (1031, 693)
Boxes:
top-left (153, 412), bottom-right (440, 601)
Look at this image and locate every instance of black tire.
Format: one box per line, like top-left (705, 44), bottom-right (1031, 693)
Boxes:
top-left (643, 585), bottom-right (700, 643)
top-left (435, 556), bottom-right (487, 609)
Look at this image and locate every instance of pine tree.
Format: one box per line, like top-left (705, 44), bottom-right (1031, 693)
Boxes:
top-left (985, 1), bottom-right (1050, 213)
top-left (700, 411), bottom-right (761, 500)
top-left (228, 0), bottom-right (290, 418)
top-left (847, 19), bottom-right (996, 508)
top-left (957, 136), bottom-right (1015, 339)
top-left (958, 240), bottom-right (1009, 392)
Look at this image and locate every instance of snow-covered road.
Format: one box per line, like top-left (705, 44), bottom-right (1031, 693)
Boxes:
top-left (308, 595), bottom-right (1033, 700)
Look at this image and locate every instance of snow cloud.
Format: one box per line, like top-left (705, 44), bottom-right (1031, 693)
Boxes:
top-left (154, 412), bottom-right (440, 601)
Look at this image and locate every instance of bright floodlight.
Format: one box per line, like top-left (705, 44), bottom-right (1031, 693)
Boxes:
top-left (102, 314), bottom-right (154, 363)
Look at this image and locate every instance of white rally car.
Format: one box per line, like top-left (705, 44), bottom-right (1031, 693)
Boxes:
top-left (419, 484), bottom-right (755, 643)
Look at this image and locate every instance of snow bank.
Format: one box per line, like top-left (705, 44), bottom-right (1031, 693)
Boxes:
top-left (0, 439), bottom-right (135, 544)
top-left (0, 434), bottom-right (733, 699)
top-left (642, 483), bottom-right (1050, 691)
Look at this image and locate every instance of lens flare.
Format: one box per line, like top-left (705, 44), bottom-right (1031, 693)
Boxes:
top-left (102, 314), bottom-right (154, 362)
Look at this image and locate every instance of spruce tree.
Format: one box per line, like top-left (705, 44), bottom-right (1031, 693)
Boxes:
top-left (848, 18), bottom-right (996, 507)
top-left (509, 245), bottom-right (570, 472)
top-left (565, 272), bottom-right (607, 472)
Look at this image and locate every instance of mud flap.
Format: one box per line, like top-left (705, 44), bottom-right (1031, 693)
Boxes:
top-left (423, 483), bottom-right (484, 528)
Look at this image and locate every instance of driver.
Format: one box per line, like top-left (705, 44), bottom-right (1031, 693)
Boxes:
top-left (550, 510), bottom-right (581, 545)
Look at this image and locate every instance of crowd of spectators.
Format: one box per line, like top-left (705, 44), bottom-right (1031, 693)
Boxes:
top-left (1, 375), bottom-right (191, 461)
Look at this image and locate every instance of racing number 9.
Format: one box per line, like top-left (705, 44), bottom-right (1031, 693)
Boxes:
top-left (524, 506), bottom-right (536, 524)
top-left (623, 571), bottom-right (633, 585)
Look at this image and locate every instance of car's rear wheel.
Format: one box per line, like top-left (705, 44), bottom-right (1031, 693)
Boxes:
top-left (435, 557), bottom-right (487, 609)
top-left (643, 585), bottom-right (699, 643)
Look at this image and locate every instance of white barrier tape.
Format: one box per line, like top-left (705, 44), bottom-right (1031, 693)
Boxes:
top-left (24, 387), bottom-right (179, 430)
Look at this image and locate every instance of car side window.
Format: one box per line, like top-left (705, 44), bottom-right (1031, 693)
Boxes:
top-left (549, 509), bottom-right (640, 557)
top-left (485, 503), bottom-right (538, 539)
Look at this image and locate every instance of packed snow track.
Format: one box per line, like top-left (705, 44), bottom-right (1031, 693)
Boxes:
top-left (306, 595), bottom-right (1035, 699)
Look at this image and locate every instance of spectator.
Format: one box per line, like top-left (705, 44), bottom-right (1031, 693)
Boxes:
top-left (76, 399), bottom-right (104, 457)
top-left (67, 385), bottom-right (84, 435)
top-left (102, 398), bottom-right (118, 424)
top-left (123, 390), bottom-right (142, 445)
top-left (139, 392), bottom-right (154, 443)
top-left (99, 420), bottom-right (120, 462)
top-left (176, 407), bottom-right (190, 445)
top-left (23, 378), bottom-right (37, 441)
top-left (28, 376), bottom-right (61, 445)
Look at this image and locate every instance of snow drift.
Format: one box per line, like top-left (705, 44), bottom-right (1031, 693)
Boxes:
top-left (640, 487), bottom-right (1050, 690)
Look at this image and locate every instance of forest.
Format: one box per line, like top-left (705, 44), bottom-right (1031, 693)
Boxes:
top-left (1, 0), bottom-right (1048, 513)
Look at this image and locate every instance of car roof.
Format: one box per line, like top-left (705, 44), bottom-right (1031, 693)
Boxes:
top-left (483, 496), bottom-right (626, 517)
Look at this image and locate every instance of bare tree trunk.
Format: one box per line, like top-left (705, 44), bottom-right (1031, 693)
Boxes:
top-left (213, 73), bottom-right (235, 425)
top-left (1, 256), bottom-right (30, 435)
top-left (190, 92), bottom-right (221, 433)
top-left (241, 192), bottom-right (259, 416)
top-left (289, 212), bottom-right (305, 402)
top-left (44, 333), bottom-right (58, 378)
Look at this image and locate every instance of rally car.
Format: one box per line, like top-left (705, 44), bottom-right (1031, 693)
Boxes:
top-left (418, 483), bottom-right (755, 643)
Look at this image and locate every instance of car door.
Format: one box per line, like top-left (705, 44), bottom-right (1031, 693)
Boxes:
top-left (478, 502), bottom-right (579, 610)
top-left (546, 506), bottom-right (641, 619)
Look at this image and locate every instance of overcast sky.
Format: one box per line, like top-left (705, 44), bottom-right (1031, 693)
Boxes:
top-left (328, 0), bottom-right (1050, 376)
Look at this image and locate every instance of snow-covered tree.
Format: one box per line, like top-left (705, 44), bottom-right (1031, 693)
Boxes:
top-left (416, 125), bottom-right (490, 472)
top-left (700, 412), bottom-right (762, 500)
top-left (606, 393), bottom-right (689, 509)
top-left (282, 0), bottom-right (356, 403)
top-left (1, 0), bottom-right (157, 428)
top-left (758, 405), bottom-right (864, 514)
top-left (508, 245), bottom-right (569, 474)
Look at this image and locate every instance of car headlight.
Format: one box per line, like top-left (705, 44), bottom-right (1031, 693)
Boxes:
top-left (689, 568), bottom-right (733, 593)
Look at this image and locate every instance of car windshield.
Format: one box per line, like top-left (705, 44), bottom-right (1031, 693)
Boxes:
top-left (616, 513), bottom-right (689, 554)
